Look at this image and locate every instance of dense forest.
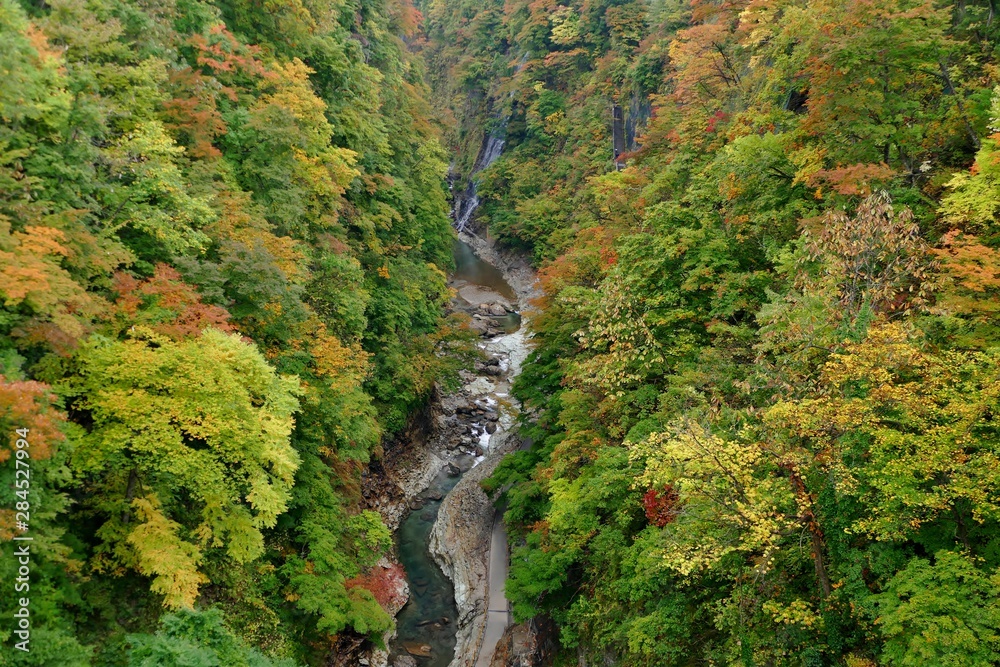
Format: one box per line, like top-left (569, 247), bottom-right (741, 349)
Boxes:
top-left (6, 0), bottom-right (1000, 664)
top-left (427, 0), bottom-right (1000, 665)
top-left (0, 0), bottom-right (463, 662)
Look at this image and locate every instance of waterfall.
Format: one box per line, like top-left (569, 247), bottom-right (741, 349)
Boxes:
top-left (452, 53), bottom-right (527, 232)
top-left (454, 132), bottom-right (505, 232)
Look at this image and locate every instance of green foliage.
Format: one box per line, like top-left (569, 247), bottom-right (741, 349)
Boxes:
top-left (127, 608), bottom-right (298, 667)
top-left (876, 551), bottom-right (1000, 667)
top-left (0, 0), bottom-right (459, 658)
top-left (444, 0), bottom-right (1000, 664)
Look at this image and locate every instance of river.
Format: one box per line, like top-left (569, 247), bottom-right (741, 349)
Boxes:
top-left (389, 239), bottom-right (524, 667)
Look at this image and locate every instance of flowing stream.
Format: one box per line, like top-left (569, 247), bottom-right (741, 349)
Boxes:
top-left (390, 240), bottom-right (522, 666)
top-left (391, 466), bottom-right (466, 667)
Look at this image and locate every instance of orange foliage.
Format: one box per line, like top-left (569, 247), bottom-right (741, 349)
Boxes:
top-left (804, 163), bottom-right (896, 197)
top-left (932, 231), bottom-right (1000, 294)
top-left (189, 25), bottom-right (271, 79)
top-left (0, 218), bottom-right (98, 350)
top-left (206, 190), bottom-right (307, 283)
top-left (538, 225), bottom-right (618, 295)
top-left (309, 322), bottom-right (371, 384)
top-left (111, 264), bottom-right (234, 340)
top-left (388, 0), bottom-right (423, 37)
top-left (0, 375), bottom-right (66, 463)
top-left (162, 69), bottom-right (228, 159)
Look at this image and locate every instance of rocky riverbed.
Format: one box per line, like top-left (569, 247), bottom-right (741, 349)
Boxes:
top-left (361, 235), bottom-right (537, 667)
top-left (427, 232), bottom-right (540, 667)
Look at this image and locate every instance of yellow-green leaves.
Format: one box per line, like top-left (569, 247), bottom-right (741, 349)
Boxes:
top-left (71, 327), bottom-right (301, 607)
top-left (103, 121), bottom-right (214, 255)
top-left (127, 496), bottom-right (209, 610)
top-left (632, 421), bottom-right (797, 576)
top-left (767, 322), bottom-right (1000, 541)
top-left (940, 87), bottom-right (1000, 232)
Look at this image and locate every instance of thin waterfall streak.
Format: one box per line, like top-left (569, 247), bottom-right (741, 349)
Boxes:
top-left (453, 124), bottom-right (508, 231)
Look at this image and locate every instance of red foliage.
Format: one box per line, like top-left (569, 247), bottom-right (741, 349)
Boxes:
top-left (345, 561), bottom-right (408, 611)
top-left (111, 264), bottom-right (234, 340)
top-left (706, 110), bottom-right (729, 134)
top-left (642, 486), bottom-right (680, 527)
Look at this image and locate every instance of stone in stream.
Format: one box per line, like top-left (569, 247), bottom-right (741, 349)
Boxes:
top-left (402, 642), bottom-right (432, 658)
top-left (393, 657), bottom-right (417, 667)
top-left (485, 422), bottom-right (498, 434)
top-left (446, 462), bottom-right (461, 477)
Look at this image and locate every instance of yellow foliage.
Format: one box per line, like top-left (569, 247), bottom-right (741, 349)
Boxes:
top-left (127, 496), bottom-right (209, 609)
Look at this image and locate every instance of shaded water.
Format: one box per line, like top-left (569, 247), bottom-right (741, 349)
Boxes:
top-left (390, 240), bottom-right (521, 666)
top-left (452, 240), bottom-right (517, 302)
top-left (391, 466), bottom-right (466, 667)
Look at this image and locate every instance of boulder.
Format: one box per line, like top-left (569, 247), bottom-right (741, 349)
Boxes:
top-left (402, 642), bottom-right (432, 658)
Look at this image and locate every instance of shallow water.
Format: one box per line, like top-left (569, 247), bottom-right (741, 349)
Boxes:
top-left (451, 240), bottom-right (517, 302)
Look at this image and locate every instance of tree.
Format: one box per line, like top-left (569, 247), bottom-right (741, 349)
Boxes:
top-left (876, 551), bottom-right (1000, 667)
top-left (68, 328), bottom-right (300, 608)
top-left (127, 608), bottom-right (298, 667)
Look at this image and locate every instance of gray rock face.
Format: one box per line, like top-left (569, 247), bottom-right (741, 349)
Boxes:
top-left (489, 619), bottom-right (557, 667)
top-left (426, 233), bottom-right (540, 667)
top-left (430, 426), bottom-right (522, 667)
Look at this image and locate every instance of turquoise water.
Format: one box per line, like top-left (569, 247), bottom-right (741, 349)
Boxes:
top-left (391, 467), bottom-right (464, 666)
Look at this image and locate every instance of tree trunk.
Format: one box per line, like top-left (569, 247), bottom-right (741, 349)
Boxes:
top-left (122, 468), bottom-right (139, 525)
top-left (810, 529), bottom-right (832, 599)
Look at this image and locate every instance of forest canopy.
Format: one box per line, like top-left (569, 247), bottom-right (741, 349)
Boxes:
top-left (0, 0), bottom-right (459, 661)
top-left (421, 0), bottom-right (1000, 665)
top-left (5, 0), bottom-right (1000, 664)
